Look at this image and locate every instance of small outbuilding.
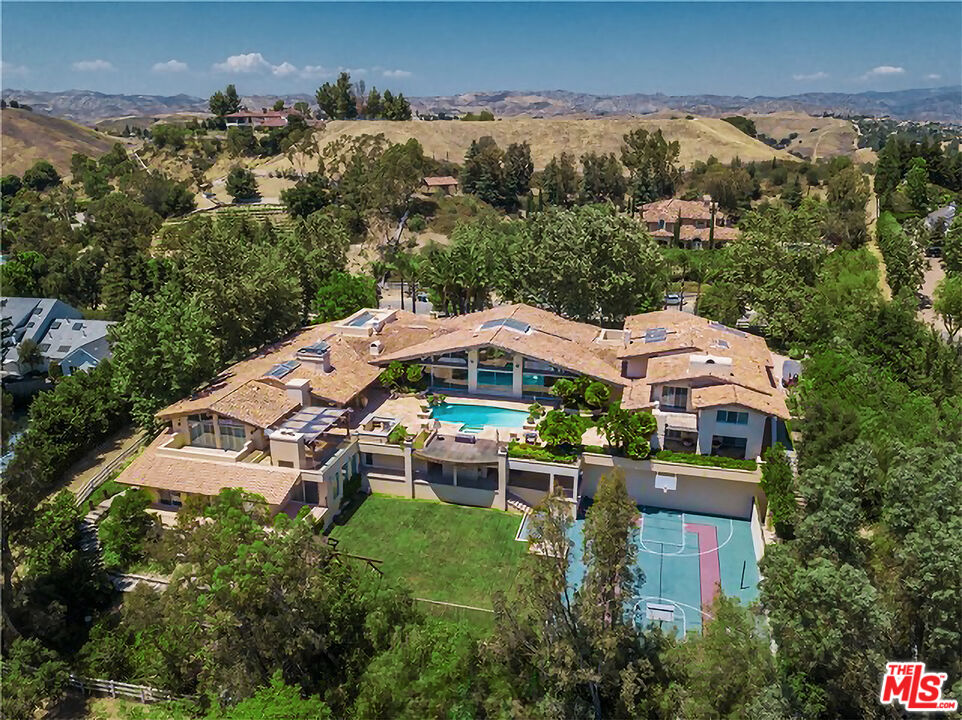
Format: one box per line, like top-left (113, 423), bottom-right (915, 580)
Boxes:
top-left (422, 176), bottom-right (459, 195)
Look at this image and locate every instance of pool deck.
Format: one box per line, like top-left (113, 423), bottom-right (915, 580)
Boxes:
top-left (437, 395), bottom-right (536, 412)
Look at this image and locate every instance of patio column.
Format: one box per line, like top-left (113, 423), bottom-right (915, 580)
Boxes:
top-left (497, 450), bottom-right (508, 511)
top-left (512, 353), bottom-right (523, 398)
top-left (548, 472), bottom-right (555, 495)
top-left (211, 414), bottom-right (223, 449)
top-left (403, 441), bottom-right (414, 498)
top-left (452, 464), bottom-right (458, 487)
top-left (572, 469), bottom-right (580, 503)
top-left (468, 349), bottom-right (479, 394)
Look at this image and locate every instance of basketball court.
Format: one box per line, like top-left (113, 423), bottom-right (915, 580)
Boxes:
top-left (567, 505), bottom-right (760, 634)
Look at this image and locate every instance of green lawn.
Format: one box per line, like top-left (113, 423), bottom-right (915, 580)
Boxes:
top-left (330, 495), bottom-right (526, 609)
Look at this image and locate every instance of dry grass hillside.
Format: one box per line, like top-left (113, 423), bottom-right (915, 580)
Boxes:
top-left (1, 108), bottom-right (117, 176)
top-left (310, 115), bottom-right (797, 170)
top-left (748, 112), bottom-right (856, 160)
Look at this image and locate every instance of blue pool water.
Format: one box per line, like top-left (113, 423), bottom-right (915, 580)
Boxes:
top-left (431, 402), bottom-right (529, 432)
top-left (347, 311), bottom-right (376, 327)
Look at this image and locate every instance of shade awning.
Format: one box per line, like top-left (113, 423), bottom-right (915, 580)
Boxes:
top-left (268, 406), bottom-right (350, 443)
top-left (662, 412), bottom-right (698, 432)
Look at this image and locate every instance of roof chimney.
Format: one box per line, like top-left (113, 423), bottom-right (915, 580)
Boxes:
top-left (370, 340), bottom-right (384, 357)
top-left (296, 340), bottom-right (332, 373)
top-left (284, 378), bottom-right (312, 407)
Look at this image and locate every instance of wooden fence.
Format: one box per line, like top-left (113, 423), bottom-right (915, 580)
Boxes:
top-left (67, 674), bottom-right (183, 703)
top-left (74, 433), bottom-right (152, 507)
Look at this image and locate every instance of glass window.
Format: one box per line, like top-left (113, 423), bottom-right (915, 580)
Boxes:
top-left (477, 369), bottom-right (513, 387)
top-left (160, 490), bottom-right (182, 507)
top-left (660, 386), bottom-right (689, 410)
top-left (218, 417), bottom-right (247, 451)
top-left (429, 351), bottom-right (468, 367)
top-left (717, 410), bottom-right (749, 425)
top-left (478, 347), bottom-right (513, 370)
top-left (188, 414), bottom-right (216, 448)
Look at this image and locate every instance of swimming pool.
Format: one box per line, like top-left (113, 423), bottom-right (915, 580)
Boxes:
top-left (346, 311), bottom-right (376, 327)
top-left (431, 402), bottom-right (529, 432)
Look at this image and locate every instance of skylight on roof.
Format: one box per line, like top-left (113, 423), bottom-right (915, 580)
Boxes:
top-left (709, 321), bottom-right (747, 338)
top-left (644, 327), bottom-right (668, 343)
top-left (479, 318), bottom-right (531, 334)
top-left (72, 322), bottom-right (84, 331)
top-left (265, 360), bottom-right (301, 379)
top-left (298, 340), bottom-right (330, 357)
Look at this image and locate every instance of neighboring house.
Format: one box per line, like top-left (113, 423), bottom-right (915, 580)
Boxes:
top-left (422, 176), bottom-right (460, 195)
top-left (116, 305), bottom-right (790, 527)
top-left (924, 202), bottom-right (956, 233)
top-left (1, 297), bottom-right (114, 377)
top-left (224, 109), bottom-right (300, 128)
top-left (641, 196), bottom-right (740, 249)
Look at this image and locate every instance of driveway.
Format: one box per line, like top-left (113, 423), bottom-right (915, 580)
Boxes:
top-left (918, 257), bottom-right (948, 339)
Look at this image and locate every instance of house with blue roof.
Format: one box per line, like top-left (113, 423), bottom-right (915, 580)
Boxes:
top-left (1, 297), bottom-right (114, 378)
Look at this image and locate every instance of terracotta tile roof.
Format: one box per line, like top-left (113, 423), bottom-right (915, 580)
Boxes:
top-left (710, 226), bottom-right (740, 241)
top-left (641, 198), bottom-right (721, 223)
top-left (115, 433), bottom-right (301, 506)
top-left (622, 380), bottom-right (654, 410)
top-left (376, 304), bottom-right (626, 386)
top-left (423, 176), bottom-right (459, 187)
top-left (210, 381), bottom-right (299, 427)
top-left (621, 311), bottom-right (772, 365)
top-left (691, 384), bottom-right (790, 419)
top-left (157, 312), bottom-right (444, 424)
top-left (644, 353), bottom-right (776, 396)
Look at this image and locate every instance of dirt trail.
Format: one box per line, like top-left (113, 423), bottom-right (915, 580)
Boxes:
top-left (864, 174), bottom-right (892, 301)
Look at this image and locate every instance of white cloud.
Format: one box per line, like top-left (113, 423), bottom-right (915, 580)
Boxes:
top-left (272, 61), bottom-right (298, 77)
top-left (300, 65), bottom-right (332, 79)
top-left (924, 73), bottom-right (942, 81)
top-left (382, 68), bottom-right (412, 79)
top-left (72, 59), bottom-right (114, 72)
top-left (792, 71), bottom-right (828, 82)
top-left (213, 52), bottom-right (304, 79)
top-left (860, 65), bottom-right (905, 80)
top-left (152, 59), bottom-right (188, 73)
top-left (0, 61), bottom-right (28, 76)
top-left (213, 52), bottom-right (272, 73)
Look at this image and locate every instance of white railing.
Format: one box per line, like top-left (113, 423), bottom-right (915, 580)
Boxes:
top-left (74, 433), bottom-right (153, 507)
top-left (67, 674), bottom-right (185, 703)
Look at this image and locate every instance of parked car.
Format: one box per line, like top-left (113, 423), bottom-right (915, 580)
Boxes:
top-left (665, 292), bottom-right (683, 306)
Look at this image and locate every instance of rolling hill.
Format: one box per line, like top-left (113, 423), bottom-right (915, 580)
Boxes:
top-left (314, 115), bottom-right (797, 170)
top-left (1, 108), bottom-right (118, 176)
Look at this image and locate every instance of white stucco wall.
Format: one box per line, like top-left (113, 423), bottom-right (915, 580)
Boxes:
top-left (695, 405), bottom-right (767, 459)
top-left (580, 454), bottom-right (761, 520)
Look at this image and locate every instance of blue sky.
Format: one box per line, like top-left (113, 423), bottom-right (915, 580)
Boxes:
top-left (2, 2), bottom-right (959, 98)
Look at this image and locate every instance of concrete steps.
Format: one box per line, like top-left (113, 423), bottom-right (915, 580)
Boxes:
top-left (507, 493), bottom-right (534, 515)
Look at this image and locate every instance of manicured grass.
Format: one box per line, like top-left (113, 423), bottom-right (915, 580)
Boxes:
top-left (330, 494), bottom-right (526, 608)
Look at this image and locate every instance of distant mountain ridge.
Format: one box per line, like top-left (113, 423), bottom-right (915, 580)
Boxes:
top-left (2, 86), bottom-right (959, 124)
top-left (412, 87), bottom-right (962, 123)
